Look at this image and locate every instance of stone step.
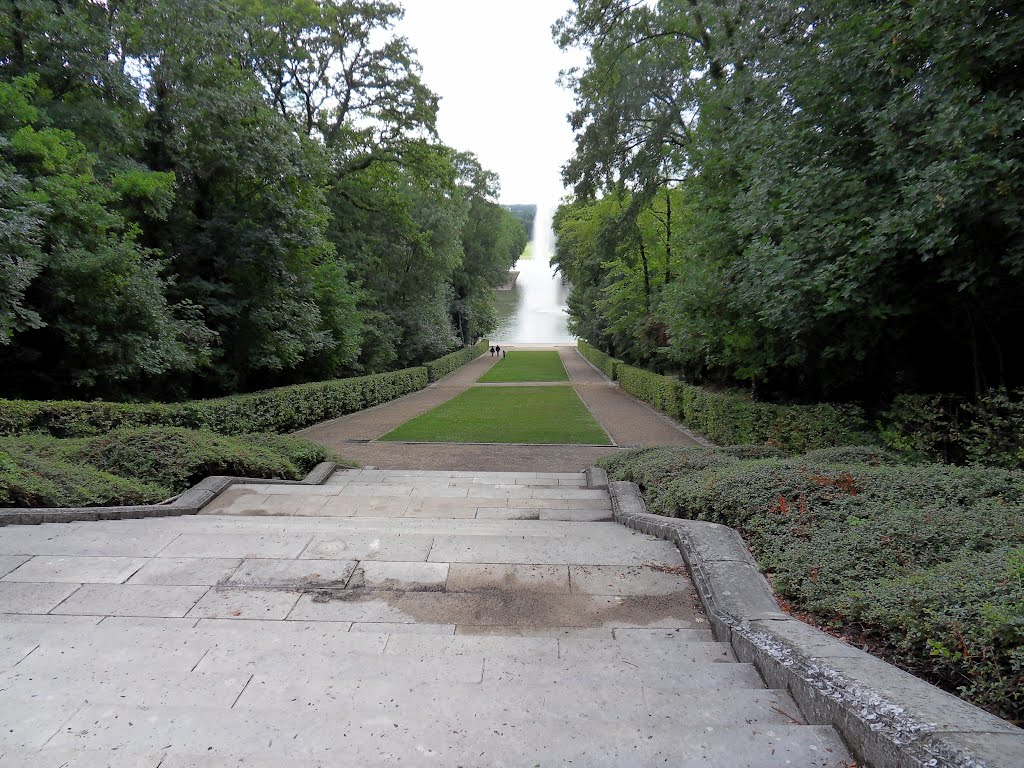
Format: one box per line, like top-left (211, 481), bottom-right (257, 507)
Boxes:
top-left (84, 515), bottom-right (623, 537)
top-left (233, 482), bottom-right (609, 500)
top-left (325, 474), bottom-right (589, 488)
top-left (19, 703), bottom-right (850, 766)
top-left (336, 469), bottom-right (587, 481)
top-left (286, 587), bottom-right (696, 625)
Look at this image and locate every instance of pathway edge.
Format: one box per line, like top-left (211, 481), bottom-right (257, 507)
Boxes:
top-left (605, 477), bottom-right (1024, 768)
top-left (0, 461), bottom-right (340, 527)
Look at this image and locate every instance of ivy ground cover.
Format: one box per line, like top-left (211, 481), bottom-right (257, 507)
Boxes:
top-left (379, 386), bottom-right (610, 444)
top-left (477, 351), bottom-right (570, 383)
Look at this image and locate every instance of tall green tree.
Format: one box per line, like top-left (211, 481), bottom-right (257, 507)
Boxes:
top-left (556, 0), bottom-right (1024, 400)
top-left (0, 75), bottom-right (210, 397)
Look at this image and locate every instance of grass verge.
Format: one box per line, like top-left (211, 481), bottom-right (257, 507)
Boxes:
top-left (0, 427), bottom-right (349, 508)
top-left (478, 351), bottom-right (570, 383)
top-left (598, 445), bottom-right (1024, 721)
top-left (379, 386), bottom-right (611, 444)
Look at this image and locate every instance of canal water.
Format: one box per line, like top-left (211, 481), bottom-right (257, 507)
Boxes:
top-left (491, 204), bottom-right (574, 344)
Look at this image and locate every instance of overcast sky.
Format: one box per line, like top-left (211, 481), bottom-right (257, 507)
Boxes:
top-left (396, 0), bottom-right (584, 207)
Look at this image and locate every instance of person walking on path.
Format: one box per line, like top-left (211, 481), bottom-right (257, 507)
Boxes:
top-left (489, 346), bottom-right (495, 357)
top-left (495, 345), bottom-right (501, 358)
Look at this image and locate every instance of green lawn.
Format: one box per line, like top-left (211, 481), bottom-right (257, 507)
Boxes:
top-left (478, 351), bottom-right (569, 383)
top-left (379, 386), bottom-right (611, 444)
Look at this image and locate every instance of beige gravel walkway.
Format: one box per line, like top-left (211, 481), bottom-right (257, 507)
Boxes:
top-left (297, 345), bottom-right (703, 471)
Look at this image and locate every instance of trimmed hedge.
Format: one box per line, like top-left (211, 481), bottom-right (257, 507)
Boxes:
top-left (0, 367), bottom-right (429, 438)
top-left (0, 428), bottom-right (343, 508)
top-left (425, 339), bottom-right (488, 382)
top-left (577, 340), bottom-right (618, 379)
top-left (582, 342), bottom-right (874, 452)
top-left (0, 345), bottom-right (492, 439)
top-left (599, 446), bottom-right (1024, 720)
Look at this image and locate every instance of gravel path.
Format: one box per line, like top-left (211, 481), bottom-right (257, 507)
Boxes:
top-left (297, 345), bottom-right (705, 471)
top-left (560, 348), bottom-right (706, 449)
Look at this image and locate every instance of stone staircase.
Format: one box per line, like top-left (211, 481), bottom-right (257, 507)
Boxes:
top-left (0, 470), bottom-right (855, 766)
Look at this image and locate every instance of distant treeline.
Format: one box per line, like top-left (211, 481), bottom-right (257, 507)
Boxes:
top-left (0, 1), bottom-right (527, 402)
top-left (504, 205), bottom-right (537, 242)
top-left (553, 1), bottom-right (1023, 403)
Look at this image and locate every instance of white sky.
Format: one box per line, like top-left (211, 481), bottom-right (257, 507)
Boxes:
top-left (396, 0), bottom-right (584, 207)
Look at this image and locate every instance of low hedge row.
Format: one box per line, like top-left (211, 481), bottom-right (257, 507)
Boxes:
top-left (580, 340), bottom-right (874, 452)
top-left (578, 340), bottom-right (619, 379)
top-left (425, 339), bottom-right (488, 382)
top-left (599, 446), bottom-right (1024, 720)
top-left (1, 427), bottom-right (345, 508)
top-left (0, 367), bottom-right (427, 438)
top-left (0, 344), bottom-right (487, 439)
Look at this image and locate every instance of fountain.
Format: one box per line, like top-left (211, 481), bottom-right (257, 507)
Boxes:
top-left (491, 203), bottom-right (574, 344)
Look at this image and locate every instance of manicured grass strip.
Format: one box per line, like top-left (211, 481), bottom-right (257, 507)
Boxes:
top-left (478, 351), bottom-right (569, 383)
top-left (379, 386), bottom-right (611, 444)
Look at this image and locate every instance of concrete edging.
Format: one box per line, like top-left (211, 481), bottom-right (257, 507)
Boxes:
top-left (584, 466), bottom-right (608, 489)
top-left (605, 478), bottom-right (1024, 768)
top-left (0, 461), bottom-right (341, 527)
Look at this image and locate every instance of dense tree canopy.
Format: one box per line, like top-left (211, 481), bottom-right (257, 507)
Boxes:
top-left (553, 0), bottom-right (1024, 402)
top-left (0, 0), bottom-right (525, 399)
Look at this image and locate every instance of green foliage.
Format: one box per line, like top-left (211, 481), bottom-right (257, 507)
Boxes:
top-left (0, 428), bottom-right (341, 508)
top-left (424, 340), bottom-right (488, 383)
top-left (0, 75), bottom-right (211, 396)
top-left (599, 446), bottom-right (1024, 719)
top-left (0, 1), bottom-right (523, 400)
top-left (577, 340), bottom-right (618, 380)
top-left (881, 389), bottom-right (1024, 468)
top-left (0, 367), bottom-right (429, 438)
top-left (555, 0), bottom-right (1024, 401)
top-left (380, 386), bottom-right (612, 445)
top-left (0, 436), bottom-right (168, 508)
top-left (68, 428), bottom-right (342, 491)
top-left (601, 355), bottom-right (874, 452)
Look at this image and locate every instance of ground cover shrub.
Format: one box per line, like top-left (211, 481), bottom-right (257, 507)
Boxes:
top-left (0, 435), bottom-right (167, 508)
top-left (577, 340), bottom-right (618, 379)
top-left (425, 340), bottom-right (489, 382)
top-left (599, 446), bottom-right (1024, 720)
top-left (0, 367), bottom-right (429, 438)
top-left (0, 428), bottom-right (343, 508)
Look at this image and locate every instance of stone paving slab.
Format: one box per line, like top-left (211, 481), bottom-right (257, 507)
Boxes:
top-left (426, 532), bottom-right (681, 565)
top-left (159, 533), bottom-right (312, 560)
top-left (225, 558), bottom-right (355, 589)
top-left (0, 555), bottom-right (29, 578)
top-left (186, 588), bottom-right (301, 621)
top-left (569, 564), bottom-right (695, 596)
top-left (446, 563), bottom-right (570, 593)
top-left (2, 555), bottom-right (147, 584)
top-left (50, 584), bottom-right (209, 618)
top-left (0, 581), bottom-right (80, 613)
top-left (299, 533), bottom-right (434, 562)
top-left (351, 560), bottom-right (449, 591)
top-left (128, 557), bottom-right (242, 586)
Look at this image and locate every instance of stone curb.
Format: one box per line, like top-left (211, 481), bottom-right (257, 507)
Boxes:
top-left (606, 479), bottom-right (1024, 768)
top-left (0, 461), bottom-right (341, 527)
top-left (584, 466), bottom-right (608, 489)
